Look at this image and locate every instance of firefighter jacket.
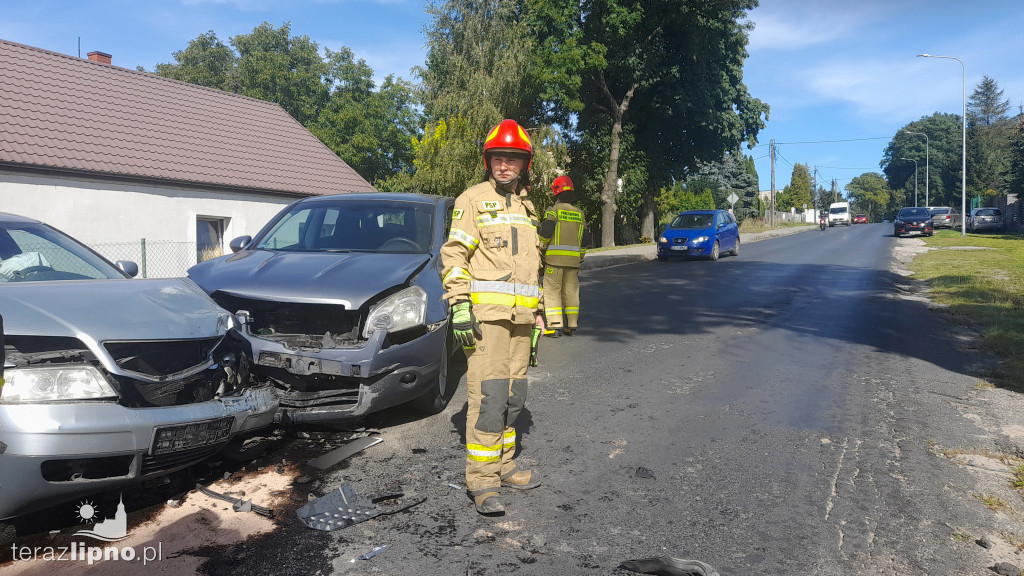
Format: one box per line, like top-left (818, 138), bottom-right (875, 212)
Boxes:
top-left (538, 201), bottom-right (587, 268)
top-left (441, 178), bottom-right (544, 324)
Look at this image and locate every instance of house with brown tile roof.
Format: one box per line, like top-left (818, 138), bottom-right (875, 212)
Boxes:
top-left (0, 39), bottom-right (376, 276)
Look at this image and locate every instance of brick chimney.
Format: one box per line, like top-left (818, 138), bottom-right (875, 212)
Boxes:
top-left (87, 51), bottom-right (112, 65)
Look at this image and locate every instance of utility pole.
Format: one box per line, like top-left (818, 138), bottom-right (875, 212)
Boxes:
top-left (769, 139), bottom-right (776, 227)
top-left (832, 179), bottom-right (838, 204)
top-left (811, 166), bottom-right (817, 212)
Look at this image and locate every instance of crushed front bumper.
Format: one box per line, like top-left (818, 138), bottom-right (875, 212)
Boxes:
top-left (0, 385), bottom-right (277, 520)
top-left (242, 325), bottom-right (446, 424)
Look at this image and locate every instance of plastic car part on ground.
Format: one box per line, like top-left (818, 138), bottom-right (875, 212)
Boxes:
top-left (296, 482), bottom-right (426, 531)
top-left (307, 435), bottom-right (382, 470)
top-left (196, 483), bottom-right (274, 518)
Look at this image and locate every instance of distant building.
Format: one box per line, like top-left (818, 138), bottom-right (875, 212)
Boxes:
top-left (0, 39), bottom-right (375, 276)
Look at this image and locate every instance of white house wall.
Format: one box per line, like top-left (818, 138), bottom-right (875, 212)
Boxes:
top-left (0, 170), bottom-right (301, 277)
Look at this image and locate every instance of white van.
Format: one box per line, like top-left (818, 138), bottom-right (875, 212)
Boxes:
top-left (828, 202), bottom-right (851, 226)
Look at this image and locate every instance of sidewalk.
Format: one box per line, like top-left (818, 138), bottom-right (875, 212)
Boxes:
top-left (579, 224), bottom-right (817, 271)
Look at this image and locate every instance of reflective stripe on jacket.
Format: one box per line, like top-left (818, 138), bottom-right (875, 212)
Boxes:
top-left (441, 179), bottom-right (543, 323)
top-left (539, 201), bottom-right (586, 268)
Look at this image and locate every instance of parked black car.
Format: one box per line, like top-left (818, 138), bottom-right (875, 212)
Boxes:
top-left (893, 207), bottom-right (934, 237)
top-left (188, 193), bottom-right (464, 424)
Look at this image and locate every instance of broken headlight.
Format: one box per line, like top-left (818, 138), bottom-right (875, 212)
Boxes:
top-left (362, 286), bottom-right (427, 339)
top-left (0, 365), bottom-right (117, 403)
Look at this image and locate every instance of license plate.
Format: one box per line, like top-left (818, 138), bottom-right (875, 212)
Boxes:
top-left (908, 230), bottom-right (921, 235)
top-left (151, 416), bottom-right (233, 455)
top-left (670, 246), bottom-right (689, 251)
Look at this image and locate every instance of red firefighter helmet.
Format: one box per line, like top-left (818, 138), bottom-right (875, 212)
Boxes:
top-left (551, 175), bottom-right (573, 196)
top-left (483, 119), bottom-right (533, 171)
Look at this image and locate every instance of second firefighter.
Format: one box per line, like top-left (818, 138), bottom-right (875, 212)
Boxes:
top-left (538, 176), bottom-right (589, 337)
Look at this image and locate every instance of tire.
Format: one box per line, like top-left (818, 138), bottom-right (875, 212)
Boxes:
top-left (709, 240), bottom-right (720, 261)
top-left (410, 323), bottom-right (464, 414)
top-left (730, 238), bottom-right (740, 257)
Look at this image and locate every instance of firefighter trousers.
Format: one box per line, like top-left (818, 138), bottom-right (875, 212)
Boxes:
top-left (464, 319), bottom-right (532, 497)
top-left (542, 265), bottom-right (579, 330)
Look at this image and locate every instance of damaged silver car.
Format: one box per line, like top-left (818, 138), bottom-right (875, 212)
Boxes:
top-left (187, 193), bottom-right (463, 424)
top-left (0, 213), bottom-right (277, 520)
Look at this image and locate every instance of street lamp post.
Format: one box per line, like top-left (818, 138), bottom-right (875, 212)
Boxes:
top-left (903, 130), bottom-right (929, 207)
top-left (899, 157), bottom-right (918, 207)
top-left (917, 53), bottom-right (966, 236)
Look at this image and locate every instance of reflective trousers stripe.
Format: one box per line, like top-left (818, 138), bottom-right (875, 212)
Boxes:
top-left (467, 443), bottom-right (502, 462)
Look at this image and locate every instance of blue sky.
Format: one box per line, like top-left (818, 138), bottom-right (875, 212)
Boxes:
top-left (4, 0), bottom-right (1022, 195)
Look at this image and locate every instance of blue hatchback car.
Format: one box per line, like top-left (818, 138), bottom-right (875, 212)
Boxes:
top-left (657, 210), bottom-right (740, 261)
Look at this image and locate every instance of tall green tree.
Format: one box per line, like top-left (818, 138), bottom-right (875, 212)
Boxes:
top-left (154, 24), bottom-right (420, 186)
top-left (412, 0), bottom-right (537, 197)
top-left (844, 172), bottom-right (891, 222)
top-left (782, 163), bottom-right (812, 211)
top-left (684, 151), bottom-right (759, 221)
top-left (967, 75), bottom-right (1012, 197)
top-left (577, 0), bottom-right (768, 246)
top-left (153, 31), bottom-right (236, 90)
top-left (1009, 107), bottom-right (1024, 196)
top-left (230, 22), bottom-right (328, 126)
top-left (883, 113), bottom-right (963, 207)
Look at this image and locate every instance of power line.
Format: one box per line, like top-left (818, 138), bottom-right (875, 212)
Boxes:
top-left (752, 135), bottom-right (891, 147)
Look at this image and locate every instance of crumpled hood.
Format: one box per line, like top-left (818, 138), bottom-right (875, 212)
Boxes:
top-left (0, 278), bottom-right (230, 342)
top-left (188, 250), bottom-right (430, 309)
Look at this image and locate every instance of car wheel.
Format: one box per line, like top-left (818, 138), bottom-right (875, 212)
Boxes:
top-left (657, 255), bottom-right (669, 262)
top-left (730, 238), bottom-right (740, 257)
top-left (709, 240), bottom-right (720, 261)
top-left (410, 323), bottom-right (464, 414)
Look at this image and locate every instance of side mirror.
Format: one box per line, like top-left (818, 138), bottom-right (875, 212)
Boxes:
top-left (116, 260), bottom-right (139, 278)
top-left (229, 236), bottom-right (253, 253)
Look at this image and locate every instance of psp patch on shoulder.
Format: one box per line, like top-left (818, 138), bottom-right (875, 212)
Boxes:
top-left (452, 208), bottom-right (464, 220)
top-left (481, 200), bottom-right (501, 211)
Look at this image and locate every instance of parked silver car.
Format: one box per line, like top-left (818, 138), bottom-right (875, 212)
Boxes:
top-left (187, 193), bottom-right (463, 425)
top-left (0, 213), bottom-right (277, 520)
top-left (968, 207), bottom-right (1005, 233)
top-left (927, 206), bottom-right (961, 229)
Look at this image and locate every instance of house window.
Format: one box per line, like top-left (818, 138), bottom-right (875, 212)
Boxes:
top-left (196, 217), bottom-right (226, 263)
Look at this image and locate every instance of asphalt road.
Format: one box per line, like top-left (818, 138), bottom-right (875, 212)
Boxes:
top-left (4, 223), bottom-right (1015, 575)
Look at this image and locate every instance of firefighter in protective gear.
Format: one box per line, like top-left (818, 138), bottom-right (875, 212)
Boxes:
top-left (538, 175), bottom-right (589, 337)
top-left (441, 119), bottom-right (545, 516)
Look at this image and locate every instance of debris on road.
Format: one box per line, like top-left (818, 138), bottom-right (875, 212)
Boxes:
top-left (358, 544), bottom-right (391, 560)
top-left (994, 562), bottom-right (1022, 576)
top-left (619, 556), bottom-right (720, 576)
top-left (296, 482), bottom-right (380, 531)
top-left (635, 466), bottom-right (655, 479)
top-left (197, 483), bottom-right (274, 518)
top-left (307, 435), bottom-right (383, 470)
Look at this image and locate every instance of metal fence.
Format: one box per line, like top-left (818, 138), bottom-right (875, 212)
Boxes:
top-left (91, 240), bottom-right (222, 278)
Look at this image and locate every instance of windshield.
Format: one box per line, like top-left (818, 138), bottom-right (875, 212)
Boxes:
top-left (256, 199), bottom-right (434, 254)
top-left (929, 208), bottom-right (950, 215)
top-left (976, 208), bottom-right (1002, 216)
top-left (829, 206), bottom-right (848, 214)
top-left (668, 213), bottom-right (713, 229)
top-left (898, 207), bottom-right (931, 218)
top-left (0, 221), bottom-right (126, 283)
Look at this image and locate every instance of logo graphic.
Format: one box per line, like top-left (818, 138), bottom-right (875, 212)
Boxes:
top-left (74, 495), bottom-right (128, 541)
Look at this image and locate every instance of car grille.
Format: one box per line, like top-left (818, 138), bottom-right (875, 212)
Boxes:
top-left (105, 337), bottom-right (222, 378)
top-left (114, 368), bottom-right (222, 408)
top-left (211, 293), bottom-right (363, 349)
top-left (140, 443), bottom-right (228, 477)
top-left (672, 237), bottom-right (688, 244)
